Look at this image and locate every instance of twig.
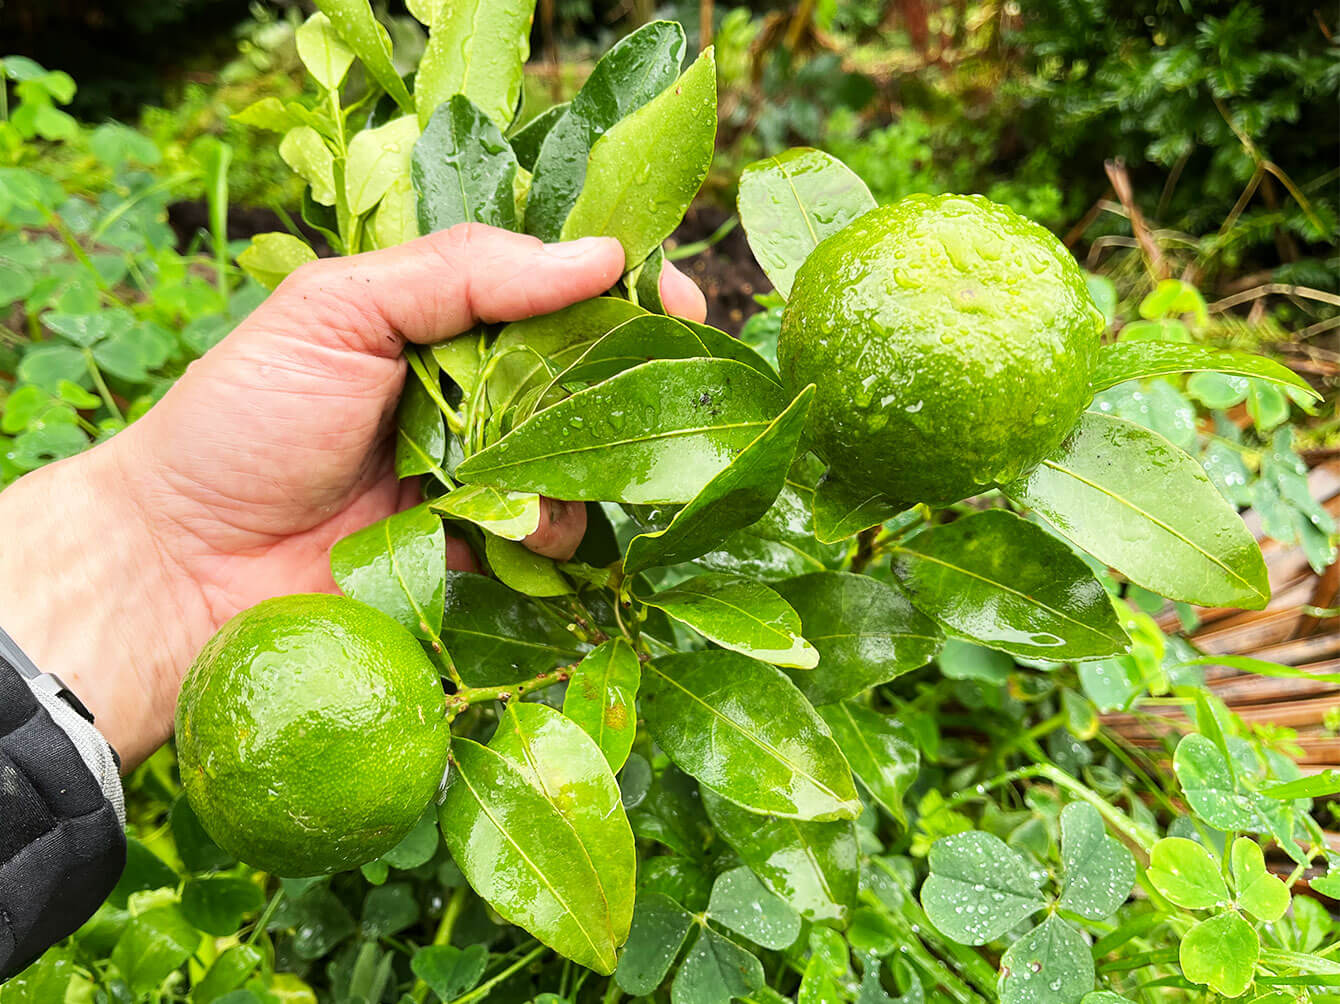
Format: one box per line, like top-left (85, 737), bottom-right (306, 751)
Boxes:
top-left (1104, 158), bottom-right (1168, 280)
top-left (1210, 283), bottom-right (1340, 314)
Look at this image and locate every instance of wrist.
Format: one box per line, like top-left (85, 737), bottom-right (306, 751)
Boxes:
top-left (0, 439), bottom-right (214, 768)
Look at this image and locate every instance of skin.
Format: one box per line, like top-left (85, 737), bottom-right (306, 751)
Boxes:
top-left (0, 224), bottom-right (706, 768)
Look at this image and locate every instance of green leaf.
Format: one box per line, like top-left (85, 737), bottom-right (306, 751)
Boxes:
top-left (702, 787), bottom-right (857, 924)
top-left (921, 831), bottom-right (1046, 944)
top-left (181, 876), bottom-right (266, 936)
top-left (484, 534), bottom-right (573, 597)
top-left (774, 571), bottom-right (943, 705)
top-left (552, 314), bottom-right (731, 388)
top-left (563, 639), bottom-right (641, 772)
top-left (890, 510), bottom-right (1129, 660)
top-left (810, 475), bottom-right (903, 545)
top-left (1180, 911), bottom-right (1258, 998)
top-left (433, 336), bottom-right (483, 397)
top-left (372, 175), bottom-right (419, 248)
top-left (410, 944), bottom-right (488, 1001)
top-left (624, 386), bottom-right (813, 574)
top-left (1231, 837), bottom-right (1290, 922)
top-left (509, 103), bottom-right (567, 172)
top-left (110, 906), bottom-right (201, 996)
top-left (484, 297), bottom-right (646, 414)
top-left (678, 318), bottom-right (781, 385)
top-left (361, 882), bottom-right (419, 937)
top-left (412, 95), bottom-right (518, 233)
top-left (527, 21), bottom-right (686, 241)
top-left (456, 358), bottom-right (788, 504)
top-left (295, 12), bottom-right (355, 91)
top-left (280, 126), bottom-right (337, 206)
top-left (330, 504), bottom-right (446, 644)
top-left (643, 573), bottom-right (818, 669)
top-left (193, 944), bottom-right (263, 1004)
top-left (707, 866), bottom-right (802, 950)
top-left (644, 650), bottom-right (860, 820)
top-left (938, 638), bottom-right (1013, 684)
top-left (998, 916), bottom-right (1095, 1004)
top-left (1091, 341), bottom-right (1318, 400)
top-left (1174, 733), bottom-right (1272, 832)
top-left (439, 732), bottom-right (625, 973)
top-left (378, 808), bottom-right (439, 869)
top-left (671, 925), bottom-right (765, 1004)
top-left (394, 374), bottom-right (448, 480)
top-left (170, 797), bottom-right (235, 872)
top-left (737, 147), bottom-right (875, 299)
top-left (1003, 413), bottom-right (1270, 610)
top-left (236, 232), bottom-right (316, 290)
top-left (345, 115), bottom-right (420, 216)
top-left (1056, 803), bottom-right (1135, 919)
top-left (615, 892), bottom-right (695, 996)
top-left (314, 0), bottom-right (413, 114)
top-left (1147, 837), bottom-right (1229, 909)
top-left (438, 570), bottom-right (583, 685)
top-left (560, 48), bottom-right (716, 269)
top-left (816, 702), bottom-right (918, 826)
top-left (432, 484), bottom-right (540, 540)
top-left (1247, 380), bottom-right (1290, 432)
top-left (414, 0), bottom-right (535, 129)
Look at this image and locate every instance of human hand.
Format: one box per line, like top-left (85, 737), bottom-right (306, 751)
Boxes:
top-left (0, 224), bottom-right (706, 766)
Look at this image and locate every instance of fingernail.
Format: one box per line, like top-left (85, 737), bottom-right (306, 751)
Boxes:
top-left (548, 236), bottom-right (615, 259)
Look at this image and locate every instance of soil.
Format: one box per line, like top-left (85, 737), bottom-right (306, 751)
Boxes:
top-left (169, 198), bottom-right (772, 336)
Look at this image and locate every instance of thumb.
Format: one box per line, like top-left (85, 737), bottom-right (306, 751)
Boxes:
top-left (264, 223), bottom-right (625, 358)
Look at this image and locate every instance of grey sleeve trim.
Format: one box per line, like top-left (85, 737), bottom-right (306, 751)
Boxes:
top-left (23, 682), bottom-right (125, 828)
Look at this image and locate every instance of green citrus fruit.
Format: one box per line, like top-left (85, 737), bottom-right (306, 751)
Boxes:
top-left (779, 193), bottom-right (1104, 507)
top-left (175, 593), bottom-right (450, 877)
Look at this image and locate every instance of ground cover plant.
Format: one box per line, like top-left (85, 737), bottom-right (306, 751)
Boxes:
top-left (3, 4), bottom-right (1340, 1004)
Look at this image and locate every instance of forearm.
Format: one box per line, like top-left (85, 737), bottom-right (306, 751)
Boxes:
top-left (0, 440), bottom-right (212, 768)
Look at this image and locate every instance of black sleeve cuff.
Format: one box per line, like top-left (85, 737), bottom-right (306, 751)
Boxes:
top-left (0, 661), bottom-right (126, 982)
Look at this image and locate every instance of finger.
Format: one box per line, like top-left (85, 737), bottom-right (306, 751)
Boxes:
top-left (268, 224), bottom-right (624, 358)
top-left (523, 499), bottom-right (587, 561)
top-left (659, 262), bottom-right (707, 322)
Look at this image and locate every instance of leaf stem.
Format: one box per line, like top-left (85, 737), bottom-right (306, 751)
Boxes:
top-left (246, 887), bottom-right (285, 947)
top-left (409, 885), bottom-right (469, 1002)
top-left (84, 352), bottom-right (124, 423)
top-left (407, 348), bottom-right (467, 435)
top-left (450, 943), bottom-right (546, 1004)
top-left (450, 666), bottom-right (574, 712)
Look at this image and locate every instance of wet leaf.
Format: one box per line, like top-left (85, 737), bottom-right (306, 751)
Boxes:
top-left (314, 0), bottom-right (413, 114)
top-left (1230, 837), bottom-right (1290, 923)
top-left (432, 484), bottom-right (540, 540)
top-left (438, 570), bottom-right (583, 685)
top-left (737, 147), bottom-right (875, 298)
top-left (563, 639), bottom-right (641, 772)
top-left (707, 866), bottom-right (802, 950)
top-left (890, 509), bottom-right (1129, 661)
top-left (920, 831), bottom-right (1047, 944)
top-left (378, 808), bottom-right (439, 869)
top-left (509, 102), bottom-right (567, 172)
top-left (643, 573), bottom-right (818, 668)
top-left (810, 475), bottom-right (903, 545)
top-left (560, 49), bottom-right (716, 268)
top-left (393, 375), bottom-right (447, 480)
top-left (237, 232), bottom-right (316, 290)
top-left (816, 702), bottom-right (918, 826)
top-left (671, 925), bottom-right (764, 1004)
top-left (485, 534), bottom-right (572, 597)
top-left (345, 115), bottom-right (420, 216)
top-left (1180, 911), bottom-right (1258, 998)
top-left (193, 944), bottom-right (263, 1004)
top-left (439, 734), bottom-right (623, 974)
top-left (1004, 413), bottom-right (1270, 610)
top-left (295, 12), bottom-right (355, 91)
top-left (527, 21), bottom-right (686, 241)
top-left (456, 358), bottom-right (788, 504)
top-left (410, 944), bottom-right (487, 1001)
top-left (330, 504), bottom-right (446, 643)
top-left (280, 126), bottom-right (337, 206)
top-left (701, 785), bottom-right (859, 925)
top-left (998, 915), bottom-right (1094, 1004)
top-left (623, 386), bottom-right (812, 574)
top-left (488, 702), bottom-right (636, 949)
top-left (1091, 341), bottom-right (1318, 400)
top-left (1056, 803), bottom-right (1135, 919)
top-left (643, 650), bottom-right (860, 821)
top-left (774, 571), bottom-right (943, 705)
top-left (414, 0), bottom-right (535, 129)
top-left (412, 95), bottom-right (518, 233)
top-left (1147, 837), bottom-right (1228, 909)
top-left (553, 314), bottom-right (730, 388)
top-left (615, 892), bottom-right (695, 996)
top-left (110, 907), bottom-right (201, 996)
top-left (181, 876), bottom-right (266, 937)
top-left (1173, 733), bottom-right (1270, 832)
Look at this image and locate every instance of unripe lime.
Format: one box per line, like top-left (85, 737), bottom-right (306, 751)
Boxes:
top-left (175, 594), bottom-right (450, 876)
top-left (779, 193), bottom-right (1103, 507)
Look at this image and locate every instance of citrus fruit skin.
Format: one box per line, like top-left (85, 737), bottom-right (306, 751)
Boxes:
top-left (175, 594), bottom-right (450, 877)
top-left (779, 193), bottom-right (1104, 507)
